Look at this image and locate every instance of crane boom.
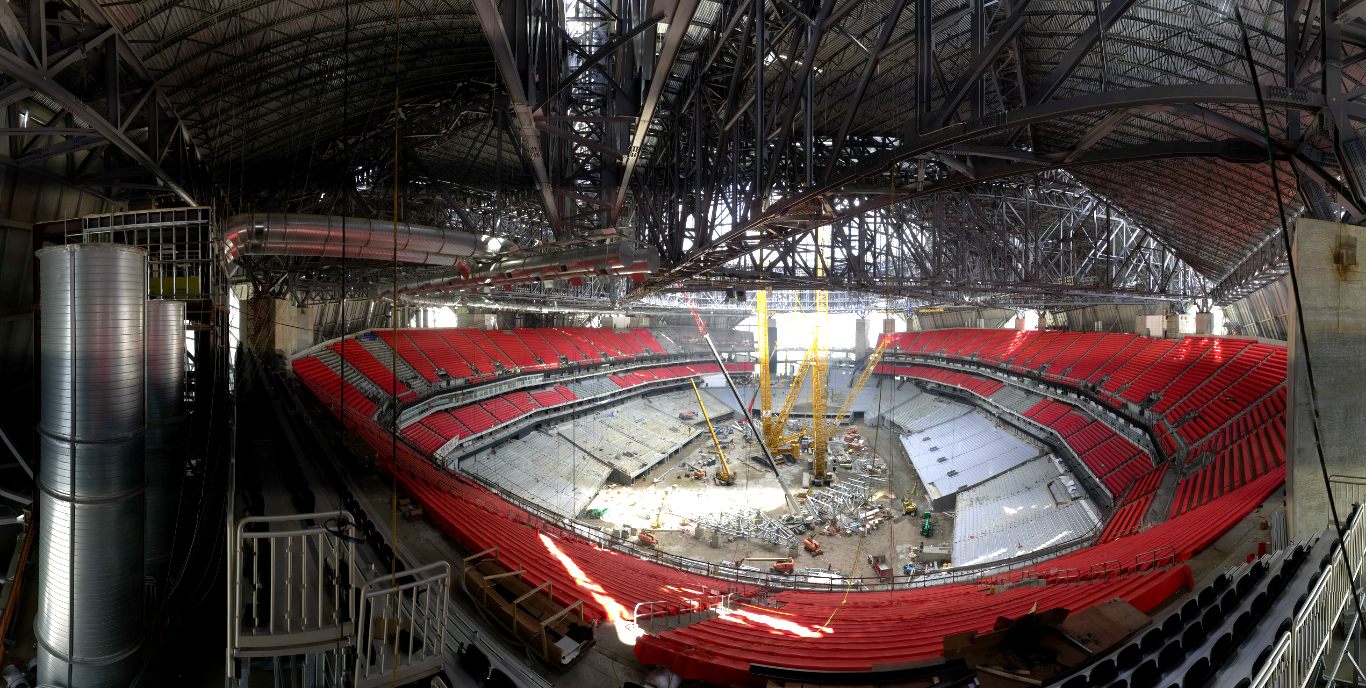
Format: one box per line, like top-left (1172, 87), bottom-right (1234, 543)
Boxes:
top-left (830, 338), bottom-right (892, 426)
top-left (811, 291), bottom-right (831, 485)
top-left (756, 290), bottom-right (772, 442)
top-left (691, 379), bottom-right (734, 484)
top-left (768, 341), bottom-right (818, 447)
top-left (681, 292), bottom-right (802, 517)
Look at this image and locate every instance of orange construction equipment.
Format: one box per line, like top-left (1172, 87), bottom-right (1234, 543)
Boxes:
top-left (803, 537), bottom-right (824, 555)
top-left (735, 556), bottom-right (796, 574)
top-left (638, 531), bottom-right (659, 547)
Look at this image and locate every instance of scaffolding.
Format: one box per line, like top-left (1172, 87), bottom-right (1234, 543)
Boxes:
top-left (693, 509), bottom-right (798, 549)
top-left (62, 207), bottom-right (217, 322)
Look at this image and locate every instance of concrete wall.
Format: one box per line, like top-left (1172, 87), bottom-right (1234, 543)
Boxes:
top-left (1134, 315), bottom-right (1166, 337)
top-left (1287, 218), bottom-right (1366, 540)
top-left (273, 300), bottom-right (316, 357)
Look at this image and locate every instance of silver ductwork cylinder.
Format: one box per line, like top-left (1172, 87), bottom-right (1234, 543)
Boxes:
top-left (145, 299), bottom-right (186, 586)
top-left (223, 213), bottom-right (489, 266)
top-left (36, 244), bottom-right (146, 688)
top-left (393, 241), bottom-right (659, 298)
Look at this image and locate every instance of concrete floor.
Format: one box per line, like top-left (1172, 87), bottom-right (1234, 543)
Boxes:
top-left (578, 419), bottom-right (956, 580)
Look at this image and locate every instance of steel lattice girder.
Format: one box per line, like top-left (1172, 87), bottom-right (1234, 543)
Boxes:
top-left (0, 0), bottom-right (204, 203)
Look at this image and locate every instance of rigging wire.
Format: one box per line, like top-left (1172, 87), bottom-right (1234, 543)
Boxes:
top-left (389, 0), bottom-right (403, 684)
top-left (333, 0), bottom-right (352, 676)
top-left (1234, 4), bottom-right (1365, 627)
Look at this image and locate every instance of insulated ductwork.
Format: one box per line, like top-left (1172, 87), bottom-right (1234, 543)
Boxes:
top-left (391, 241), bottom-right (659, 298)
top-left (145, 299), bottom-right (187, 588)
top-left (223, 213), bottom-right (490, 266)
top-left (36, 244), bottom-right (145, 688)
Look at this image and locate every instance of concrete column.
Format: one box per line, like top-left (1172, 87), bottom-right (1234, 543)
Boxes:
top-left (273, 299), bottom-right (314, 357)
top-left (855, 318), bottom-right (868, 357)
top-left (456, 312), bottom-right (495, 329)
top-left (883, 317), bottom-right (896, 335)
top-left (1135, 315), bottom-right (1165, 337)
top-left (1287, 218), bottom-right (1366, 540)
top-left (1165, 313), bottom-right (1181, 336)
top-left (1195, 312), bottom-right (1216, 334)
top-left (243, 292), bottom-right (275, 356)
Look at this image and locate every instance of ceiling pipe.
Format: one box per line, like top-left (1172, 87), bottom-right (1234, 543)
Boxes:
top-left (388, 241), bottom-right (660, 299)
top-left (223, 213), bottom-right (492, 267)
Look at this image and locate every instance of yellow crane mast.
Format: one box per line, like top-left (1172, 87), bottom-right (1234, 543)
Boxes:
top-left (768, 340), bottom-right (819, 448)
top-left (756, 290), bottom-right (772, 443)
top-left (811, 291), bottom-right (831, 486)
top-left (691, 379), bottom-right (735, 485)
top-left (830, 337), bottom-right (892, 426)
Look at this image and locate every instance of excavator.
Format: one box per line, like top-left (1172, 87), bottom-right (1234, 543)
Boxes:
top-left (690, 379), bottom-right (735, 485)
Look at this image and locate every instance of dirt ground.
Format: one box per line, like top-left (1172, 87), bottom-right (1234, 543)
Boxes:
top-left (579, 419), bottom-right (956, 579)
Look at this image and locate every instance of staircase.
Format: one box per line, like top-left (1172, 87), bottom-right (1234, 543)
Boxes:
top-left (356, 336), bottom-right (425, 392)
top-left (316, 348), bottom-right (386, 403)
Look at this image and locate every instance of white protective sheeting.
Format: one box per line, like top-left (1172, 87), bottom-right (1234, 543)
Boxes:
top-left (951, 455), bottom-right (1101, 565)
top-left (901, 410), bottom-right (1040, 500)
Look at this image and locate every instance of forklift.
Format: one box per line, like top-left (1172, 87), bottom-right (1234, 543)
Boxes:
top-left (920, 511), bottom-right (935, 538)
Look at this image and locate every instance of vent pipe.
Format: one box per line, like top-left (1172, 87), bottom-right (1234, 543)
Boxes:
top-left (390, 241), bottom-right (659, 298)
top-left (35, 244), bottom-right (146, 687)
top-left (145, 299), bottom-right (186, 588)
top-left (223, 213), bottom-right (489, 266)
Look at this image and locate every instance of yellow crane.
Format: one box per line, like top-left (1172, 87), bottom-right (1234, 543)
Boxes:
top-left (691, 379), bottom-right (735, 485)
top-left (811, 291), bottom-right (831, 486)
top-left (768, 341), bottom-right (818, 449)
top-left (756, 290), bottom-right (772, 443)
top-left (829, 337), bottom-right (892, 426)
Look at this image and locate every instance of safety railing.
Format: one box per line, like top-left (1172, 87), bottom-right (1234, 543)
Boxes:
top-left (354, 561), bottom-right (451, 688)
top-left (470, 469), bottom-right (1108, 593)
top-left (230, 511), bottom-right (358, 658)
top-left (1330, 475), bottom-right (1366, 514)
top-left (1249, 499), bottom-right (1366, 688)
top-left (630, 593), bottom-right (735, 636)
top-left (387, 350), bottom-right (731, 424)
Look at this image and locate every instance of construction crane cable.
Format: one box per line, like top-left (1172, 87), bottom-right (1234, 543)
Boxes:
top-left (1234, 5), bottom-right (1365, 629)
top-left (388, 0), bottom-right (402, 684)
top-left (682, 293), bottom-right (801, 515)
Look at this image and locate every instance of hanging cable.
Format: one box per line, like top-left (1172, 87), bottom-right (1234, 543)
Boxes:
top-left (389, 0), bottom-right (404, 684)
top-left (1234, 5), bottom-right (1365, 626)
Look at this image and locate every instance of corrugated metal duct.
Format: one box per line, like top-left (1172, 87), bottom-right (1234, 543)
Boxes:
top-left (35, 244), bottom-right (146, 688)
top-left (145, 299), bottom-right (186, 587)
top-left (391, 241), bottom-right (660, 298)
top-left (222, 213), bottom-right (489, 266)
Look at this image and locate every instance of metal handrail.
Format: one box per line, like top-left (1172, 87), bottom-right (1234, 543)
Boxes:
top-left (1250, 495), bottom-right (1366, 688)
top-left (230, 511), bottom-right (358, 650)
top-left (458, 468), bottom-right (1108, 593)
top-left (354, 561), bottom-right (451, 688)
